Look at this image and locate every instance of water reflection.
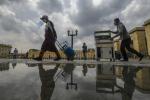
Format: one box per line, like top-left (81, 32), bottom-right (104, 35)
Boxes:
top-left (82, 64), bottom-right (88, 76)
top-left (63, 63), bottom-right (77, 90)
top-left (116, 66), bottom-right (142, 100)
top-left (96, 64), bottom-right (117, 93)
top-left (0, 62), bottom-right (150, 100)
top-left (0, 63), bottom-right (9, 71)
top-left (12, 62), bottom-right (17, 69)
top-left (38, 63), bottom-right (60, 100)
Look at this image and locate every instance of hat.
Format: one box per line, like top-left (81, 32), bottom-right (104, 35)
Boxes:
top-left (40, 15), bottom-right (48, 20)
top-left (114, 18), bottom-right (120, 22)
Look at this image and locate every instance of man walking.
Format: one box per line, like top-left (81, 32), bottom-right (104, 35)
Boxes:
top-left (112, 18), bottom-right (144, 61)
top-left (82, 42), bottom-right (87, 60)
top-left (34, 15), bottom-right (61, 61)
top-left (13, 48), bottom-right (18, 59)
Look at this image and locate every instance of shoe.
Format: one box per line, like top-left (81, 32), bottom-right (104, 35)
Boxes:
top-left (139, 55), bottom-right (144, 61)
top-left (33, 57), bottom-right (42, 61)
top-left (119, 59), bottom-right (128, 61)
top-left (54, 57), bottom-right (61, 61)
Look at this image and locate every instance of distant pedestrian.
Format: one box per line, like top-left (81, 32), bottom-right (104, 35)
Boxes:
top-left (82, 43), bottom-right (87, 60)
top-left (112, 18), bottom-right (144, 61)
top-left (33, 15), bottom-right (61, 61)
top-left (13, 48), bottom-right (18, 59)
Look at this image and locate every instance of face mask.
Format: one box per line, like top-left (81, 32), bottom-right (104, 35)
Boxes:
top-left (37, 20), bottom-right (44, 28)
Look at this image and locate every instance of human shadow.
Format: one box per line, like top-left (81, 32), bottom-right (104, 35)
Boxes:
top-left (38, 63), bottom-right (60, 100)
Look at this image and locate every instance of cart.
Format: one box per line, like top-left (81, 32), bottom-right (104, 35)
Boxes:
top-left (94, 30), bottom-right (115, 61)
top-left (56, 40), bottom-right (75, 60)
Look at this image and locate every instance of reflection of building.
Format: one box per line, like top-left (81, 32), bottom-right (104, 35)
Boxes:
top-left (87, 64), bottom-right (96, 68)
top-left (0, 44), bottom-right (12, 58)
top-left (136, 68), bottom-right (150, 91)
top-left (144, 19), bottom-right (150, 57)
top-left (28, 49), bottom-right (95, 60)
top-left (96, 64), bottom-right (116, 93)
top-left (0, 63), bottom-right (9, 71)
top-left (115, 66), bottom-right (150, 92)
top-left (115, 66), bottom-right (123, 78)
top-left (129, 27), bottom-right (148, 57)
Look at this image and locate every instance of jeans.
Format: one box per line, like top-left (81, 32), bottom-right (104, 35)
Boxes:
top-left (120, 38), bottom-right (142, 60)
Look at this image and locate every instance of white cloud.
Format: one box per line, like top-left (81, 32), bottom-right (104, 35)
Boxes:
top-left (92, 0), bottom-right (103, 6)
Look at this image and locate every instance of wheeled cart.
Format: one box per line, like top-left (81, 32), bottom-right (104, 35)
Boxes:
top-left (94, 30), bottom-right (115, 61)
top-left (56, 40), bottom-right (75, 60)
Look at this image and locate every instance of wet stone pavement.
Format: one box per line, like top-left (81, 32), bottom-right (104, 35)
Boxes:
top-left (0, 61), bottom-right (150, 100)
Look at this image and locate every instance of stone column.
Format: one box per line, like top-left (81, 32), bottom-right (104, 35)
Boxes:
top-left (144, 19), bottom-right (150, 57)
top-left (129, 27), bottom-right (148, 56)
top-left (114, 39), bottom-right (121, 51)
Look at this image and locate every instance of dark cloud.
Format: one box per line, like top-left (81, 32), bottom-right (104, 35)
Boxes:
top-left (72, 0), bottom-right (131, 25)
top-left (0, 0), bottom-right (5, 5)
top-left (70, 0), bottom-right (131, 36)
top-left (0, 16), bottom-right (23, 33)
top-left (1, 0), bottom-right (150, 51)
top-left (0, 0), bottom-right (26, 5)
top-left (37, 0), bottom-right (63, 13)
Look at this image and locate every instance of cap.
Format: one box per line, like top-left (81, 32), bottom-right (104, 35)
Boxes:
top-left (114, 18), bottom-right (120, 22)
top-left (40, 15), bottom-right (48, 20)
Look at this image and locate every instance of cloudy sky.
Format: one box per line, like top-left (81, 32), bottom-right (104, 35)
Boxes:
top-left (0, 0), bottom-right (150, 53)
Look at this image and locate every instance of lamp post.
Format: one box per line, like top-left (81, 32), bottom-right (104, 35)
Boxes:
top-left (65, 64), bottom-right (77, 90)
top-left (67, 29), bottom-right (78, 49)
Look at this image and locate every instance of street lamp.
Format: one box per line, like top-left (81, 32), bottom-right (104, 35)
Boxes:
top-left (67, 29), bottom-right (78, 49)
top-left (65, 64), bottom-right (77, 90)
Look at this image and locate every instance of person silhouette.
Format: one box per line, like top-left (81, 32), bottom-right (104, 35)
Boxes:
top-left (82, 43), bottom-right (88, 60)
top-left (112, 18), bottom-right (144, 61)
top-left (38, 63), bottom-right (60, 100)
top-left (34, 15), bottom-right (61, 61)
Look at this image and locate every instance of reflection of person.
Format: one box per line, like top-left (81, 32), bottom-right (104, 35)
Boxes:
top-left (34, 15), bottom-right (61, 61)
top-left (82, 43), bottom-right (87, 60)
top-left (12, 63), bottom-right (17, 69)
top-left (112, 18), bottom-right (144, 61)
top-left (82, 64), bottom-right (88, 76)
top-left (120, 66), bottom-right (142, 100)
top-left (38, 63), bottom-right (60, 100)
top-left (63, 63), bottom-right (75, 75)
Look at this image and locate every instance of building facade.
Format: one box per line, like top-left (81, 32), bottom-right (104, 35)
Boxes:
top-left (129, 27), bottom-right (148, 56)
top-left (0, 44), bottom-right (12, 58)
top-left (28, 49), bottom-right (95, 60)
top-left (144, 19), bottom-right (150, 57)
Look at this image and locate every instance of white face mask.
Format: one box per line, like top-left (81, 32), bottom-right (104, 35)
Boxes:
top-left (37, 20), bottom-right (44, 28)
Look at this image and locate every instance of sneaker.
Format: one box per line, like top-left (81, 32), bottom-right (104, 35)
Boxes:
top-left (33, 57), bottom-right (42, 61)
top-left (139, 55), bottom-right (144, 61)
